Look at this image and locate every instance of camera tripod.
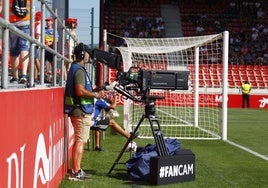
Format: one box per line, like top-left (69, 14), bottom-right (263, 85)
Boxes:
top-left (107, 95), bottom-right (169, 174)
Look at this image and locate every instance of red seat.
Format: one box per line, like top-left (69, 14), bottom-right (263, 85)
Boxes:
top-left (246, 70), bottom-right (254, 76)
top-left (248, 76), bottom-right (256, 82)
top-left (258, 82), bottom-right (266, 88)
top-left (228, 80), bottom-right (235, 88)
top-left (250, 81), bottom-right (258, 88)
top-left (212, 80), bottom-right (221, 87)
top-left (232, 69), bottom-right (239, 75)
top-left (205, 80), bottom-right (212, 87)
top-left (233, 75), bottom-right (241, 82)
top-left (234, 80), bottom-right (242, 87)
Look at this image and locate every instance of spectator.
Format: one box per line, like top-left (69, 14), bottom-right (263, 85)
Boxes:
top-left (196, 24), bottom-right (205, 35)
top-left (256, 7), bottom-right (265, 19)
top-left (7, 0), bottom-right (31, 84)
top-left (241, 43), bottom-right (249, 56)
top-left (34, 11), bottom-right (41, 84)
top-left (241, 80), bottom-right (251, 108)
top-left (64, 18), bottom-right (78, 81)
top-left (92, 89), bottom-right (137, 152)
top-left (157, 21), bottom-right (165, 37)
top-left (44, 17), bottom-right (57, 83)
top-left (64, 43), bottom-right (105, 181)
top-left (244, 50), bottom-right (254, 66)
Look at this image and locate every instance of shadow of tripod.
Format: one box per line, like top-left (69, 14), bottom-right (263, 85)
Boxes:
top-left (107, 95), bottom-right (169, 174)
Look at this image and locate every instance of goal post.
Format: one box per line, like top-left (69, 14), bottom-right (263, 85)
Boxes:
top-left (114, 31), bottom-right (229, 140)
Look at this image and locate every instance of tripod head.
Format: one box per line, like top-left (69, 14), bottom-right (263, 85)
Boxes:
top-left (143, 95), bottom-right (164, 117)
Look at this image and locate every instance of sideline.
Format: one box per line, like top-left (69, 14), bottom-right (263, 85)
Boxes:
top-left (225, 140), bottom-right (268, 161)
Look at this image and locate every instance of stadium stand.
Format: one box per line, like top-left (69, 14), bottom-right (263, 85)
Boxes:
top-left (103, 0), bottom-right (268, 89)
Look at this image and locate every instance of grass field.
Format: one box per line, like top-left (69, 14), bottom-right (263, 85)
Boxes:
top-left (59, 107), bottom-right (268, 188)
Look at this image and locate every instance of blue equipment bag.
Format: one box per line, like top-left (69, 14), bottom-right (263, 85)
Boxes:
top-left (126, 138), bottom-right (181, 180)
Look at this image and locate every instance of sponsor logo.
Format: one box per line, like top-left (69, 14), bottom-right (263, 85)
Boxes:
top-left (159, 163), bottom-right (194, 178)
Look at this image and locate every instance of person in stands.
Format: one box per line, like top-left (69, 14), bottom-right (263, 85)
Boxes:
top-left (5, 0), bottom-right (31, 84)
top-left (241, 80), bottom-right (251, 108)
top-left (44, 17), bottom-right (58, 83)
top-left (64, 18), bottom-right (78, 81)
top-left (92, 87), bottom-right (137, 152)
top-left (34, 11), bottom-right (41, 84)
top-left (64, 43), bottom-right (105, 181)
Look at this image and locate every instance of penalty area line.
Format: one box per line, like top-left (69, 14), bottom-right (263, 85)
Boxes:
top-left (225, 140), bottom-right (268, 161)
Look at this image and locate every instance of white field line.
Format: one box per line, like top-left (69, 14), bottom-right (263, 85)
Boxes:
top-left (225, 140), bottom-right (268, 161)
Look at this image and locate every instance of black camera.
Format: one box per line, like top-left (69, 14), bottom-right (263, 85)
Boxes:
top-left (117, 67), bottom-right (189, 93)
top-left (92, 50), bottom-right (189, 102)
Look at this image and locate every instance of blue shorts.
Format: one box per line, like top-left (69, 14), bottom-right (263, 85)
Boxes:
top-left (9, 25), bottom-right (30, 56)
top-left (34, 46), bottom-right (40, 59)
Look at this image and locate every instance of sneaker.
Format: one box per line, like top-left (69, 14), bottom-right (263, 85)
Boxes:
top-left (68, 169), bottom-right (91, 181)
top-left (94, 146), bottom-right (104, 152)
top-left (110, 109), bottom-right (119, 117)
top-left (19, 75), bottom-right (27, 84)
top-left (78, 169), bottom-right (92, 178)
top-left (125, 141), bottom-right (137, 152)
top-left (68, 171), bottom-right (87, 181)
top-left (10, 77), bottom-right (19, 84)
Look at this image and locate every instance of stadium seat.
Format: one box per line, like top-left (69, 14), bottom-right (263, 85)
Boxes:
top-left (234, 80), bottom-right (242, 87)
top-left (255, 76), bottom-right (263, 82)
top-left (248, 75), bottom-right (256, 82)
top-left (240, 75), bottom-right (248, 82)
top-left (258, 82), bottom-right (265, 88)
top-left (232, 69), bottom-right (239, 76)
top-left (239, 69), bottom-right (247, 76)
top-left (250, 81), bottom-right (258, 88)
top-left (233, 75), bottom-right (241, 82)
top-left (228, 80), bottom-right (235, 88)
top-left (246, 69), bottom-right (254, 76)
top-left (212, 80), bottom-right (221, 87)
top-left (199, 80), bottom-right (205, 87)
top-left (205, 80), bottom-right (212, 87)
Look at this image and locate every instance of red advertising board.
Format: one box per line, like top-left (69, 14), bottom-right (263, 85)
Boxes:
top-left (0, 88), bottom-right (71, 188)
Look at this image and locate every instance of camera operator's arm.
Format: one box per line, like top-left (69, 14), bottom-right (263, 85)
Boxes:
top-left (75, 84), bottom-right (104, 99)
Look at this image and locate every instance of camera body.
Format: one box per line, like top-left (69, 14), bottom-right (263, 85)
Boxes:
top-left (92, 50), bottom-right (189, 102)
top-left (118, 67), bottom-right (189, 95)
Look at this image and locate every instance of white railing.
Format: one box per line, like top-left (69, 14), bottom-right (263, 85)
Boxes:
top-left (0, 0), bottom-right (78, 89)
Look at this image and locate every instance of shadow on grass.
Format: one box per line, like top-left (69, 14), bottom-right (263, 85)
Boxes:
top-left (107, 169), bottom-right (151, 186)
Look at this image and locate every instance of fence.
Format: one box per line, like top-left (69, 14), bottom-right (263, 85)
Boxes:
top-left (0, 0), bottom-right (78, 89)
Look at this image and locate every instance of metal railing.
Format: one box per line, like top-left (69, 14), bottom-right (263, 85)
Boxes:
top-left (0, 0), bottom-right (78, 89)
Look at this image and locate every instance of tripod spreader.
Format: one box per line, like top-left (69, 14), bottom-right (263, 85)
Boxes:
top-left (107, 95), bottom-right (169, 174)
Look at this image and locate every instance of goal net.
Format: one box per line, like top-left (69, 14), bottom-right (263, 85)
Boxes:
top-left (115, 31), bottom-right (229, 140)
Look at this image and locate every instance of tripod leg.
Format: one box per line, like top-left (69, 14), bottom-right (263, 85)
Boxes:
top-left (148, 115), bottom-right (169, 156)
top-left (107, 115), bottom-right (145, 175)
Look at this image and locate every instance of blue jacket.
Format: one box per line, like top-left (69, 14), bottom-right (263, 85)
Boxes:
top-left (64, 62), bottom-right (94, 114)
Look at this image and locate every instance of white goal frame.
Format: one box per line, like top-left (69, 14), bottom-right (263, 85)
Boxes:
top-left (111, 31), bottom-right (229, 140)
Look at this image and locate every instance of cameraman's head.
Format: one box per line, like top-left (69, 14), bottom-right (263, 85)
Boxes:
top-left (73, 43), bottom-right (92, 64)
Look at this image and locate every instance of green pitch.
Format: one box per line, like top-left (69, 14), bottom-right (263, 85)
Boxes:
top-left (60, 107), bottom-right (268, 188)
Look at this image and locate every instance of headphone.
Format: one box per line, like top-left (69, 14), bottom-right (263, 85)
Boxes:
top-left (74, 43), bottom-right (85, 60)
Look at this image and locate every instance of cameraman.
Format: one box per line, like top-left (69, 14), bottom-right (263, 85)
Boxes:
top-left (64, 43), bottom-right (104, 181)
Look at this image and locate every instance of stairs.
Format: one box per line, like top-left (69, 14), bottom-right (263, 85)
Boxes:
top-left (161, 4), bottom-right (183, 37)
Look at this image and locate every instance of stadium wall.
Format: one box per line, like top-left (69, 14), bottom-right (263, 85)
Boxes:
top-left (0, 88), bottom-right (73, 188)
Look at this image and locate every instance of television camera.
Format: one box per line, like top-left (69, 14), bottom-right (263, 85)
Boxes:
top-left (92, 49), bottom-right (190, 103)
top-left (92, 49), bottom-right (190, 174)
